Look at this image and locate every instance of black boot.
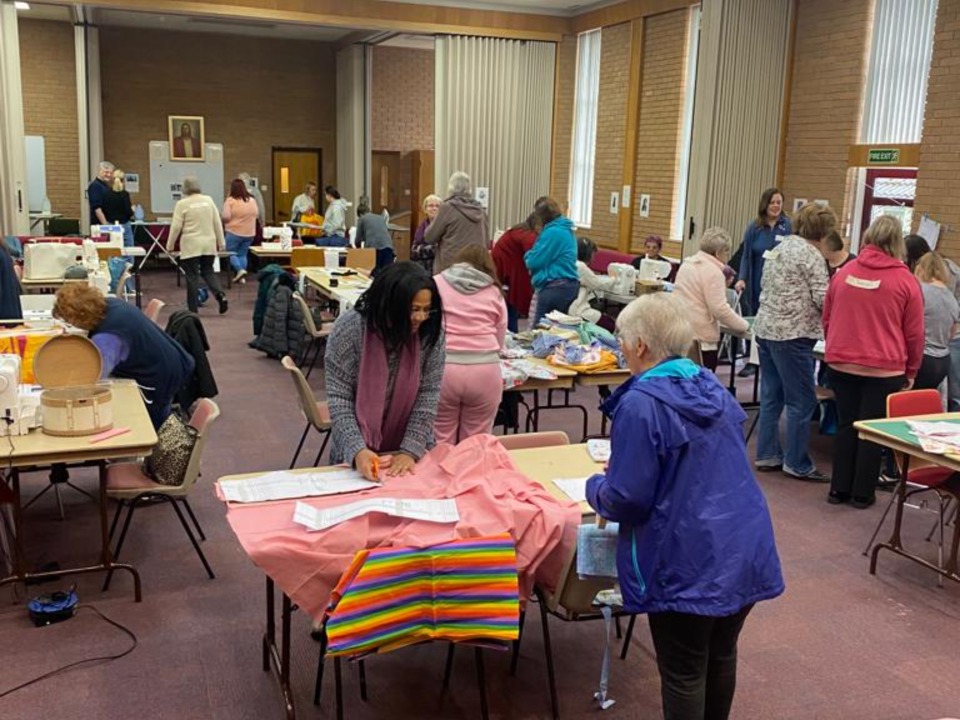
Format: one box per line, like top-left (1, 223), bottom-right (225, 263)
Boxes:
top-left (217, 294), bottom-right (228, 314)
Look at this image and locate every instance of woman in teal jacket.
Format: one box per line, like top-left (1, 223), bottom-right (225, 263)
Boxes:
top-left (587, 293), bottom-right (783, 720)
top-left (524, 197), bottom-right (578, 327)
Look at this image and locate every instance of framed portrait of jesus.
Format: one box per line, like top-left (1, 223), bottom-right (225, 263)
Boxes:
top-left (168, 116), bottom-right (205, 161)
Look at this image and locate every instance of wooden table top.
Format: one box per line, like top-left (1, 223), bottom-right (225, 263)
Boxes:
top-left (508, 443), bottom-right (601, 517)
top-left (6, 380), bottom-right (157, 467)
top-left (300, 267), bottom-right (371, 299)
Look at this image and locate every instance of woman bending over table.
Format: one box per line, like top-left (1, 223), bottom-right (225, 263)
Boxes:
top-left (324, 261), bottom-right (446, 480)
top-left (586, 293), bottom-right (783, 720)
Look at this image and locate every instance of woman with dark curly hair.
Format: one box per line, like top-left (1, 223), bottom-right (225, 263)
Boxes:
top-left (52, 284), bottom-right (194, 429)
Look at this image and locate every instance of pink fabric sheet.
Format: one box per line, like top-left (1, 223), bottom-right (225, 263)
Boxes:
top-left (220, 434), bottom-right (580, 621)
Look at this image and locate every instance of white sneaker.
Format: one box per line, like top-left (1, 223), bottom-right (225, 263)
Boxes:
top-left (234, 269), bottom-right (247, 282)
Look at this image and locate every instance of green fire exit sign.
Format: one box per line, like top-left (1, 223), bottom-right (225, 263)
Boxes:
top-left (868, 148), bottom-right (900, 164)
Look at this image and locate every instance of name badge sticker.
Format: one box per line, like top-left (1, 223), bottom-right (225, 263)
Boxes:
top-left (845, 275), bottom-right (881, 290)
top-left (762, 249), bottom-right (780, 261)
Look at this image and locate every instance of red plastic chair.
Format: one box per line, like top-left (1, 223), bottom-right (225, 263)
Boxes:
top-left (866, 389), bottom-right (959, 585)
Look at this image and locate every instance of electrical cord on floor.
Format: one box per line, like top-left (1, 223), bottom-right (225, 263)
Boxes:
top-left (0, 605), bottom-right (138, 699)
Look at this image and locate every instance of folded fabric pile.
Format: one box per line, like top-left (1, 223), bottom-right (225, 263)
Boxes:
top-left (547, 340), bottom-right (621, 373)
top-left (500, 358), bottom-right (558, 389)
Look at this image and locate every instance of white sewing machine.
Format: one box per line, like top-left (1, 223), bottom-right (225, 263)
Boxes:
top-left (607, 263), bottom-right (638, 296)
top-left (0, 355), bottom-right (41, 436)
top-left (638, 258), bottom-right (673, 281)
top-left (263, 226), bottom-right (294, 250)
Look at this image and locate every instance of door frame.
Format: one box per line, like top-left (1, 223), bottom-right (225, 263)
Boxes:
top-left (271, 147), bottom-right (323, 223)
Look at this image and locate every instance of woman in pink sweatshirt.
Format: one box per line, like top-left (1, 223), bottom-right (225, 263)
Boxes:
top-left (823, 215), bottom-right (924, 508)
top-left (434, 245), bottom-right (507, 445)
top-left (222, 178), bottom-right (259, 283)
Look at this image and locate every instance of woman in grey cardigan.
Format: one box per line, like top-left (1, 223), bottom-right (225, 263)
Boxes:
top-left (324, 262), bottom-right (446, 479)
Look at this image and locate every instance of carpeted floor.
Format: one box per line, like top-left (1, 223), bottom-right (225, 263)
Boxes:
top-left (1, 265), bottom-right (959, 720)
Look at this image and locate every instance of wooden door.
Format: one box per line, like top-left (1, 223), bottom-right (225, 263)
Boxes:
top-left (409, 149), bottom-right (435, 236)
top-left (272, 148), bottom-right (321, 224)
top-left (371, 151), bottom-right (402, 216)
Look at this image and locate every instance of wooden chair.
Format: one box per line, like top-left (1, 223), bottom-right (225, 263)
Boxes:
top-left (345, 247), bottom-right (375, 272)
top-left (867, 389), bottom-right (960, 586)
top-left (96, 246), bottom-right (122, 262)
top-left (143, 298), bottom-right (165, 325)
top-left (292, 292), bottom-right (333, 379)
top-left (499, 432), bottom-right (635, 718)
top-left (281, 356), bottom-right (333, 468)
top-left (291, 247), bottom-right (326, 270)
top-left (102, 400), bottom-right (221, 589)
top-left (498, 431), bottom-right (570, 451)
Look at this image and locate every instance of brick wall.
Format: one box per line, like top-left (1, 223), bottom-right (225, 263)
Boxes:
top-left (915, 0), bottom-right (960, 256)
top-left (372, 47), bottom-right (434, 153)
top-left (100, 27), bottom-right (337, 221)
top-left (630, 9), bottom-right (687, 251)
top-left (550, 34), bottom-right (577, 207)
top-left (780, 0), bottom-right (872, 225)
top-left (18, 20), bottom-right (81, 220)
top-left (588, 22), bottom-right (631, 246)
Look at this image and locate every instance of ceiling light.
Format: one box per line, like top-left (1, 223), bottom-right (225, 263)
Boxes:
top-left (14, 2), bottom-right (31, 10)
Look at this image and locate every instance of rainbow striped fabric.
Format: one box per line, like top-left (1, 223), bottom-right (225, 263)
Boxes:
top-left (323, 534), bottom-right (520, 658)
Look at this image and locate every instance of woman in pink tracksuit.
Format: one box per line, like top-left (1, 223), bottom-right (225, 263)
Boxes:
top-left (434, 245), bottom-right (507, 445)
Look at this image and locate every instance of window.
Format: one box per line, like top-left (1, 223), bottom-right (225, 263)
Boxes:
top-left (569, 29), bottom-right (601, 228)
top-left (673, 6), bottom-right (701, 242)
top-left (860, 0), bottom-right (938, 144)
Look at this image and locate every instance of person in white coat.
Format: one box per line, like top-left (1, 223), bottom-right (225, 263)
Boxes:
top-left (167, 176), bottom-right (227, 314)
top-left (673, 227), bottom-right (748, 371)
top-left (567, 237), bottom-right (618, 332)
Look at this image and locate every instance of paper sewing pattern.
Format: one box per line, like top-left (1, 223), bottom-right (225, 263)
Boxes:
top-left (293, 497), bottom-right (460, 531)
top-left (219, 468), bottom-right (378, 503)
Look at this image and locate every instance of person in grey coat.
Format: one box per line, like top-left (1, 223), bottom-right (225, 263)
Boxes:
top-left (324, 262), bottom-right (445, 480)
top-left (355, 198), bottom-right (395, 274)
top-left (423, 171), bottom-right (490, 274)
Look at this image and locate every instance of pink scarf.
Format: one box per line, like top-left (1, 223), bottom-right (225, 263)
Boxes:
top-left (355, 329), bottom-right (421, 453)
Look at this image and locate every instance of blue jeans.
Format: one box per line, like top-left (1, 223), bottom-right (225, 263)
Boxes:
top-left (756, 337), bottom-right (817, 475)
top-left (315, 234), bottom-right (348, 247)
top-left (122, 222), bottom-right (134, 247)
top-left (225, 232), bottom-right (253, 272)
top-left (506, 303), bottom-right (519, 333)
top-left (948, 336), bottom-right (960, 411)
top-left (533, 280), bottom-right (578, 327)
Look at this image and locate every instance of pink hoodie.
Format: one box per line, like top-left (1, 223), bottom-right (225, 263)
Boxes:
top-left (435, 269), bottom-right (506, 362)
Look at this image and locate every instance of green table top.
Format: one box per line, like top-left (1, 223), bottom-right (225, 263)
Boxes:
top-left (858, 417), bottom-right (960, 447)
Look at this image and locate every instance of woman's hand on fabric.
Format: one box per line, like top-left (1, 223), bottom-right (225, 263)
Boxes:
top-left (354, 448), bottom-right (381, 482)
top-left (387, 452), bottom-right (417, 476)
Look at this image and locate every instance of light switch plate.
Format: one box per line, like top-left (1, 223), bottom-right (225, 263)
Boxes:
top-left (610, 192), bottom-right (620, 214)
top-left (622, 185), bottom-right (632, 208)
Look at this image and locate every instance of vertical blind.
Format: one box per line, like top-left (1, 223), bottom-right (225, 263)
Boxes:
top-left (686, 0), bottom-right (791, 255)
top-left (435, 36), bottom-right (556, 233)
top-left (569, 29), bottom-right (601, 228)
top-left (860, 0), bottom-right (938, 144)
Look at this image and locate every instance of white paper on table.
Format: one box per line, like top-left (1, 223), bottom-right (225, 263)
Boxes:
top-left (906, 420), bottom-right (960, 437)
top-left (587, 439), bottom-right (611, 463)
top-left (220, 468), bottom-right (379, 503)
top-left (292, 497), bottom-right (460, 531)
top-left (918, 216), bottom-right (941, 250)
top-left (554, 477), bottom-right (589, 503)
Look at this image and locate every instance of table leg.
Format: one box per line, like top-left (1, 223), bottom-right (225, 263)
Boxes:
top-left (262, 576), bottom-right (297, 719)
top-left (133, 255), bottom-right (143, 309)
top-left (0, 463), bottom-right (141, 601)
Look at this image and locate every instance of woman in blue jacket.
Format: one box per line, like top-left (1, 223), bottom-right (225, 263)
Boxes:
top-left (524, 197), bottom-right (578, 327)
top-left (587, 293), bottom-right (783, 720)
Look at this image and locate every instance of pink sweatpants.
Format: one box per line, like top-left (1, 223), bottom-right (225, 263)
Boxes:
top-left (434, 362), bottom-right (503, 446)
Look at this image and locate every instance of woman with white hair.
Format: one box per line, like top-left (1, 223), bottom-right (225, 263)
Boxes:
top-left (423, 171), bottom-right (490, 274)
top-left (587, 293), bottom-right (783, 720)
top-left (673, 227), bottom-right (749, 371)
top-left (411, 193), bottom-right (442, 274)
top-left (167, 176), bottom-right (228, 314)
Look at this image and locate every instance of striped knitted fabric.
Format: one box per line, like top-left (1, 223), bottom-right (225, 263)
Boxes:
top-left (324, 533), bottom-right (520, 658)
